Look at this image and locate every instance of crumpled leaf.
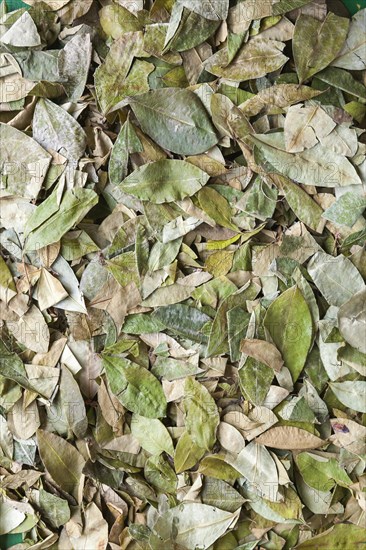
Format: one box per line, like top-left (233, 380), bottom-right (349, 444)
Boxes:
top-left (0, 2), bottom-right (365, 547)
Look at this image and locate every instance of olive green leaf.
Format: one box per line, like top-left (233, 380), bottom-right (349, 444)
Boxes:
top-left (269, 174), bottom-right (324, 232)
top-left (205, 39), bottom-right (288, 82)
top-left (240, 84), bottom-right (323, 117)
top-left (37, 429), bottom-right (85, 503)
top-left (130, 88), bottom-right (219, 155)
top-left (120, 160), bottom-right (209, 203)
top-left (95, 32), bottom-right (153, 115)
top-left (152, 303), bottom-right (211, 343)
top-left (183, 377), bottom-right (219, 451)
top-left (316, 67), bottom-right (366, 100)
top-left (293, 13), bottom-right (349, 83)
top-left (239, 357), bottom-right (274, 406)
top-left (264, 286), bottom-right (313, 382)
top-left (99, 4), bottom-right (142, 39)
top-left (131, 415), bottom-right (174, 456)
top-left (24, 188), bottom-right (98, 251)
top-left (174, 431), bottom-right (205, 473)
top-left (295, 452), bottom-right (352, 491)
top-left (109, 119), bottom-right (143, 185)
top-left (103, 355), bottom-right (167, 418)
top-left (296, 524), bottom-right (366, 549)
top-left (0, 255), bottom-right (16, 303)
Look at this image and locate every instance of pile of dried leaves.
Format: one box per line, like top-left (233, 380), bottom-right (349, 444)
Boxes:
top-left (0, 0), bottom-right (365, 548)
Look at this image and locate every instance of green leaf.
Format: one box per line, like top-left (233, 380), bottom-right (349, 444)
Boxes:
top-left (0, 256), bottom-right (16, 303)
top-left (109, 119), bottom-right (142, 185)
top-left (174, 431), bottom-right (205, 473)
top-left (322, 191), bottom-right (366, 227)
top-left (279, 396), bottom-right (316, 423)
top-left (316, 67), bottom-right (366, 100)
top-left (239, 357), bottom-right (274, 406)
top-left (145, 454), bottom-right (177, 494)
top-left (270, 174), bottom-right (324, 232)
top-left (120, 160), bottom-right (209, 203)
top-left (307, 251), bottom-right (365, 307)
top-left (152, 303), bottom-right (211, 343)
top-left (37, 429), bottom-right (85, 503)
top-left (227, 307), bottom-right (251, 362)
top-left (293, 13), bottom-right (349, 83)
top-left (99, 4), bottom-right (142, 39)
top-left (95, 33), bottom-right (153, 115)
top-left (296, 524), bottom-right (366, 549)
top-left (183, 377), bottom-right (219, 451)
top-left (37, 489), bottom-right (70, 528)
top-left (130, 88), bottom-right (219, 155)
top-left (103, 355), bottom-right (167, 418)
top-left (197, 186), bottom-right (238, 230)
top-left (295, 452), bottom-right (352, 491)
top-left (201, 478), bottom-right (245, 513)
top-left (131, 415), bottom-right (174, 456)
top-left (264, 286), bottom-right (313, 382)
top-left (24, 188), bottom-right (98, 251)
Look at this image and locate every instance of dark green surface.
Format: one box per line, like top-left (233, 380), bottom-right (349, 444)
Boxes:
top-left (5, 0), bottom-right (29, 11)
top-left (0, 534), bottom-right (23, 550)
top-left (342, 0), bottom-right (366, 14)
